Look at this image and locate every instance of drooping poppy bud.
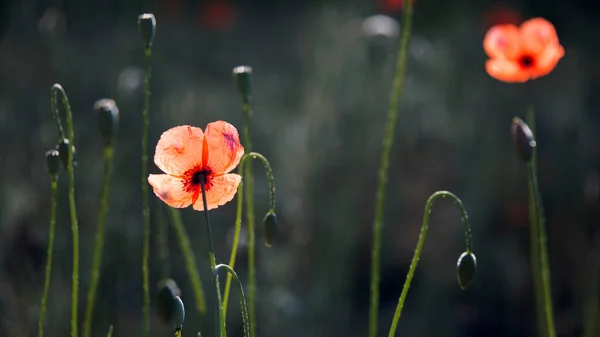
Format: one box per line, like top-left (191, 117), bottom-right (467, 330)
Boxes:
top-left (138, 13), bottom-right (156, 50)
top-left (173, 295), bottom-right (185, 330)
top-left (263, 212), bottom-right (277, 247)
top-left (157, 278), bottom-right (181, 325)
top-left (456, 251), bottom-right (477, 290)
top-left (56, 138), bottom-right (75, 170)
top-left (511, 117), bottom-right (536, 162)
top-left (45, 149), bottom-right (60, 178)
top-left (232, 66), bottom-right (252, 103)
top-left (94, 98), bottom-right (119, 147)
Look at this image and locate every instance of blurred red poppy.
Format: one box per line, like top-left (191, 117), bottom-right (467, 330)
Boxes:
top-left (199, 0), bottom-right (236, 31)
top-left (378, 0), bottom-right (415, 13)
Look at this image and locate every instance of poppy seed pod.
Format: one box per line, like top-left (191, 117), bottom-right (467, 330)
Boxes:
top-left (56, 138), bottom-right (75, 170)
top-left (157, 279), bottom-right (181, 325)
top-left (173, 296), bottom-right (185, 330)
top-left (456, 251), bottom-right (477, 290)
top-left (94, 98), bottom-right (119, 147)
top-left (263, 212), bottom-right (277, 247)
top-left (232, 66), bottom-right (252, 102)
top-left (511, 117), bottom-right (536, 162)
top-left (45, 149), bottom-right (60, 178)
top-left (137, 13), bottom-right (156, 50)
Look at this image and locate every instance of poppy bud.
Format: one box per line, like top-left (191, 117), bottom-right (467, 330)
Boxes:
top-left (456, 251), bottom-right (477, 290)
top-left (263, 212), bottom-right (277, 247)
top-left (173, 295), bottom-right (185, 330)
top-left (232, 66), bottom-right (252, 102)
top-left (157, 278), bottom-right (181, 325)
top-left (137, 13), bottom-right (156, 50)
top-left (511, 117), bottom-right (536, 163)
top-left (56, 138), bottom-right (75, 170)
top-left (45, 149), bottom-right (60, 178)
top-left (94, 98), bottom-right (119, 147)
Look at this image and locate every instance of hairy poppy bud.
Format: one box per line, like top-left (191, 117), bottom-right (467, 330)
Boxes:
top-left (56, 138), bottom-right (75, 169)
top-left (232, 66), bottom-right (252, 102)
top-left (157, 278), bottom-right (181, 325)
top-left (263, 212), bottom-right (277, 247)
top-left (173, 295), bottom-right (185, 330)
top-left (45, 149), bottom-right (60, 178)
top-left (456, 251), bottom-right (477, 290)
top-left (511, 117), bottom-right (536, 162)
top-left (94, 98), bottom-right (119, 147)
top-left (137, 13), bottom-right (156, 50)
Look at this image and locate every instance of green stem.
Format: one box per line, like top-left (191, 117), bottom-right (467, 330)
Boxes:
top-left (175, 329), bottom-right (182, 337)
top-left (583, 230), bottom-right (600, 337)
top-left (215, 264), bottom-right (250, 337)
top-left (83, 146), bottom-right (114, 337)
top-left (368, 2), bottom-right (413, 337)
top-left (38, 177), bottom-right (58, 337)
top-left (241, 100), bottom-right (257, 337)
top-left (51, 83), bottom-right (79, 337)
top-left (222, 152), bottom-right (276, 318)
top-left (168, 206), bottom-right (207, 314)
top-left (106, 325), bottom-right (114, 337)
top-left (141, 47), bottom-right (152, 337)
top-left (199, 178), bottom-right (226, 337)
top-left (387, 191), bottom-right (473, 337)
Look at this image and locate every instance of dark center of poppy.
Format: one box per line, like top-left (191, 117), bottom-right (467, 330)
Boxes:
top-left (519, 55), bottom-right (535, 69)
top-left (191, 168), bottom-right (212, 186)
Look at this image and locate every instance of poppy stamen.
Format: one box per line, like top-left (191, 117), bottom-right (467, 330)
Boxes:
top-left (519, 55), bottom-right (535, 69)
top-left (191, 168), bottom-right (212, 186)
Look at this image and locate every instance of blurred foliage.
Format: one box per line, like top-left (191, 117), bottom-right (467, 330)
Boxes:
top-left (0, 0), bottom-right (599, 336)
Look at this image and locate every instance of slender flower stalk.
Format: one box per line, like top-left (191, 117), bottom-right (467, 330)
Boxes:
top-left (215, 264), bottom-right (251, 337)
top-left (106, 325), bottom-right (113, 337)
top-left (222, 152), bottom-right (276, 319)
top-left (51, 83), bottom-right (80, 337)
top-left (387, 191), bottom-right (474, 337)
top-left (83, 145), bottom-right (115, 337)
top-left (38, 151), bottom-right (60, 337)
top-left (583, 230), bottom-right (600, 337)
top-left (368, 2), bottom-right (413, 337)
top-left (138, 13), bottom-right (156, 337)
top-left (168, 207), bottom-right (207, 314)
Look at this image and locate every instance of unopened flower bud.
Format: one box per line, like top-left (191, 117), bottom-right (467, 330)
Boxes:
top-left (157, 278), bottom-right (181, 325)
top-left (94, 98), bottom-right (119, 147)
top-left (233, 66), bottom-right (252, 102)
top-left (456, 251), bottom-right (477, 290)
top-left (263, 212), bottom-right (277, 247)
top-left (56, 138), bottom-right (75, 169)
top-left (511, 117), bottom-right (536, 162)
top-left (45, 149), bottom-right (60, 178)
top-left (137, 13), bottom-right (156, 50)
top-left (173, 295), bottom-right (185, 330)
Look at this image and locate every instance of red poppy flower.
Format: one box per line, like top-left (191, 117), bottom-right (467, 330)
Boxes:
top-left (148, 121), bottom-right (244, 211)
top-left (483, 18), bottom-right (564, 83)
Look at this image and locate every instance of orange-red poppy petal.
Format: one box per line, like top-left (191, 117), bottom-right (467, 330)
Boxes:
top-left (485, 59), bottom-right (530, 83)
top-left (192, 173), bottom-right (241, 211)
top-left (484, 24), bottom-right (522, 60)
top-left (155, 125), bottom-right (204, 175)
top-left (530, 44), bottom-right (564, 79)
top-left (148, 174), bottom-right (193, 208)
top-left (202, 121), bottom-right (244, 174)
top-left (520, 18), bottom-right (560, 55)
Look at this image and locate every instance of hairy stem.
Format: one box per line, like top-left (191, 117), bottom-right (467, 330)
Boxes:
top-left (38, 178), bottom-right (58, 337)
top-left (141, 47), bottom-right (152, 337)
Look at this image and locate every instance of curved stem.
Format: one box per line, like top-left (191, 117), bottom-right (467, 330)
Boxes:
top-left (141, 47), bottom-right (152, 337)
top-left (199, 178), bottom-right (226, 337)
top-left (215, 264), bottom-right (250, 337)
top-left (168, 206), bottom-right (207, 314)
top-left (387, 191), bottom-right (473, 337)
top-left (175, 329), bottom-right (182, 337)
top-left (105, 325), bottom-right (113, 337)
top-left (38, 177), bottom-right (58, 337)
top-left (368, 2), bottom-right (413, 337)
top-left (223, 152), bottom-right (276, 318)
top-left (51, 83), bottom-right (79, 337)
top-left (83, 146), bottom-right (114, 337)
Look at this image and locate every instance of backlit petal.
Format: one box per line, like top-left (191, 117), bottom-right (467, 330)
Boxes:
top-left (192, 173), bottom-right (241, 211)
top-left (483, 24), bottom-right (521, 60)
top-left (520, 18), bottom-right (560, 55)
top-left (155, 125), bottom-right (204, 175)
top-left (530, 44), bottom-right (564, 79)
top-left (202, 121), bottom-right (244, 174)
top-left (148, 174), bottom-right (193, 208)
top-left (486, 59), bottom-right (530, 83)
